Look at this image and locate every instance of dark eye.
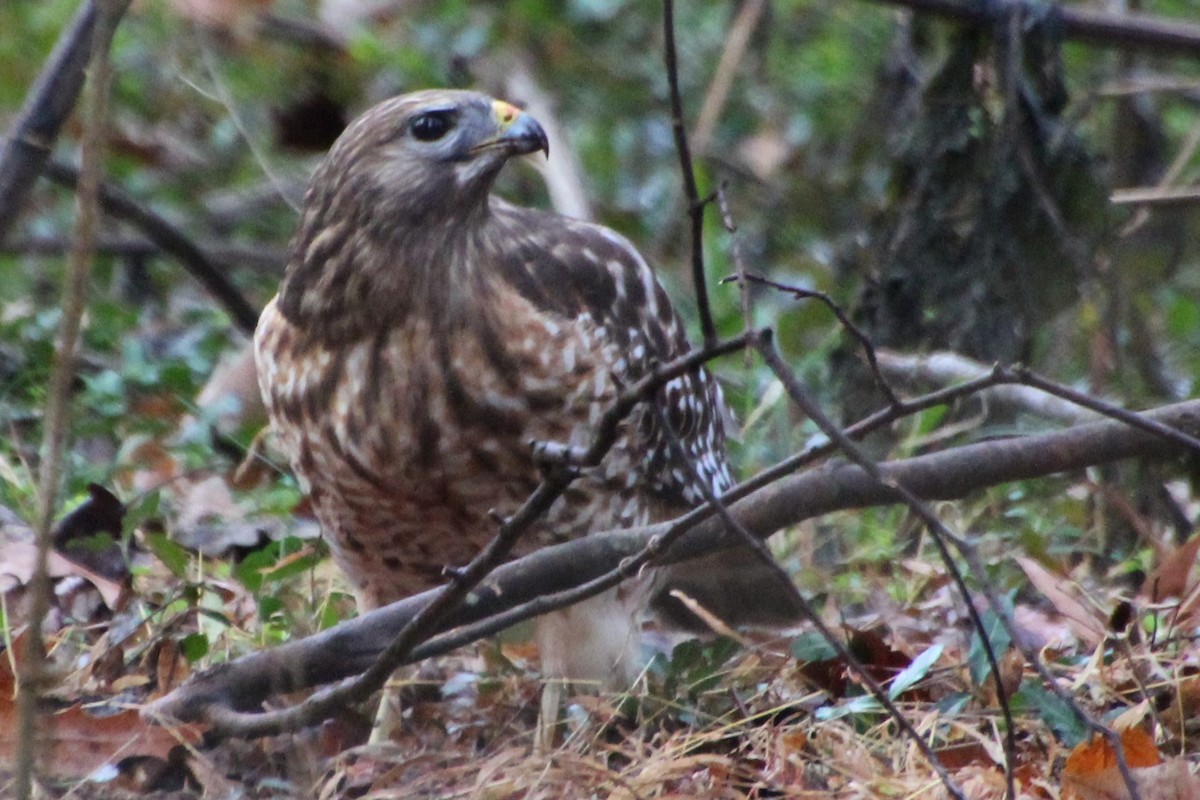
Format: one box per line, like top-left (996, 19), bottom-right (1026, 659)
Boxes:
top-left (409, 110), bottom-right (456, 142)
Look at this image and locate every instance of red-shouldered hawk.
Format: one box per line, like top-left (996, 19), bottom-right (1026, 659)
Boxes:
top-left (255, 89), bottom-right (798, 726)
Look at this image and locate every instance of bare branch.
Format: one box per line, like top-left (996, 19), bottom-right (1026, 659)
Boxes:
top-left (1110, 185), bottom-right (1200, 207)
top-left (1004, 365), bottom-right (1200, 455)
top-left (663, 0), bottom-right (717, 348)
top-left (4, 234), bottom-right (286, 274)
top-left (729, 273), bottom-right (902, 407)
top-left (864, 0), bottom-right (1200, 58)
top-left (875, 349), bottom-right (1095, 424)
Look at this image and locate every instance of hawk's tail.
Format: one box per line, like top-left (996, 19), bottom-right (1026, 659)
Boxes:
top-left (650, 547), bottom-right (804, 632)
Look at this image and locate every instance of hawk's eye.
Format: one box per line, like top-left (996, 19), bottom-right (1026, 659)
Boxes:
top-left (409, 110), bottom-right (456, 142)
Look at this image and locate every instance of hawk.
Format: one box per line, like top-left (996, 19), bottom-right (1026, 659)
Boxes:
top-left (255, 89), bottom-right (798, 727)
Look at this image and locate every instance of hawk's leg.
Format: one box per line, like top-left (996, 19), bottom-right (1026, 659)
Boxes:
top-left (532, 581), bottom-right (653, 750)
top-left (368, 676), bottom-right (406, 744)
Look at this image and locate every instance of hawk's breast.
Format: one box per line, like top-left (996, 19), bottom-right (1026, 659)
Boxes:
top-left (255, 285), bottom-right (664, 606)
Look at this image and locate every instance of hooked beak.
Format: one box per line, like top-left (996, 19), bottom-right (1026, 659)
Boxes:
top-left (474, 99), bottom-right (549, 159)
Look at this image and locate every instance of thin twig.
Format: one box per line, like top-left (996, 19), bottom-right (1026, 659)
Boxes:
top-left (1005, 366), bottom-right (1200, 455)
top-left (4, 234), bottom-right (286, 274)
top-left (41, 160), bottom-right (260, 334)
top-left (1111, 185), bottom-right (1200, 207)
top-left (874, 349), bottom-right (1094, 424)
top-left (15, 3), bottom-right (128, 798)
top-left (149, 394), bottom-right (1200, 728)
top-left (714, 184), bottom-right (754, 367)
top-left (729, 273), bottom-right (903, 407)
top-left (663, 0), bottom-right (718, 348)
top-left (759, 336), bottom-right (1147, 798)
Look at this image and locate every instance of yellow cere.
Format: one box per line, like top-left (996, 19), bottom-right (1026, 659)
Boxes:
top-left (492, 99), bottom-right (521, 129)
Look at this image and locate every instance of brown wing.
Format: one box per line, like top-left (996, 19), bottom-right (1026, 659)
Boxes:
top-left (486, 200), bottom-right (734, 510)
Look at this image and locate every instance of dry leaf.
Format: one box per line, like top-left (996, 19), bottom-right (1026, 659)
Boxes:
top-left (0, 656), bottom-right (202, 780)
top-left (1063, 728), bottom-right (1164, 800)
top-left (1159, 671), bottom-right (1200, 741)
top-left (1, 541), bottom-right (126, 610)
top-left (1146, 533), bottom-right (1200, 602)
top-left (1016, 557), bottom-right (1107, 648)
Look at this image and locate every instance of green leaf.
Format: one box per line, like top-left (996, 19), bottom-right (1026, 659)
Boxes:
top-left (889, 643), bottom-right (943, 700)
top-left (815, 694), bottom-right (882, 721)
top-left (968, 599), bottom-right (1014, 686)
top-left (180, 632), bottom-right (209, 663)
top-left (1015, 681), bottom-right (1087, 746)
top-left (122, 490), bottom-right (160, 539)
top-left (791, 631), bottom-right (839, 662)
top-left (145, 532), bottom-right (189, 578)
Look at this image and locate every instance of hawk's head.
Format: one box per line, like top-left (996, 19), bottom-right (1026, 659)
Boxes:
top-left (277, 90), bottom-right (549, 338)
top-left (317, 89), bottom-right (548, 223)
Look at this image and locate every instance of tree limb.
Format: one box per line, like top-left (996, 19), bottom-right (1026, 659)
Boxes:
top-left (147, 395), bottom-right (1200, 734)
top-left (0, 1), bottom-right (97, 243)
top-left (864, 0), bottom-right (1200, 58)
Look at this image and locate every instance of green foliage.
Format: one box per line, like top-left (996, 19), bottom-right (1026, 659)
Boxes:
top-left (647, 636), bottom-right (742, 723)
top-left (791, 631), bottom-right (839, 662)
top-left (144, 531), bottom-right (190, 578)
top-left (967, 600), bottom-right (1014, 687)
top-left (233, 536), bottom-right (321, 595)
top-left (1014, 680), bottom-right (1089, 747)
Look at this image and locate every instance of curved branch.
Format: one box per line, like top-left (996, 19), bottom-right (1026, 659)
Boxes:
top-left (41, 160), bottom-right (261, 334)
top-left (147, 396), bottom-right (1200, 732)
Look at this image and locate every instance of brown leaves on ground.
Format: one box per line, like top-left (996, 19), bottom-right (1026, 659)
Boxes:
top-left (0, 637), bottom-right (203, 791)
top-left (1063, 728), bottom-right (1200, 800)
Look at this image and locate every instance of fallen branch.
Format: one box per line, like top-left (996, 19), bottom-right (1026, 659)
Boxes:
top-left (148, 394), bottom-right (1200, 734)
